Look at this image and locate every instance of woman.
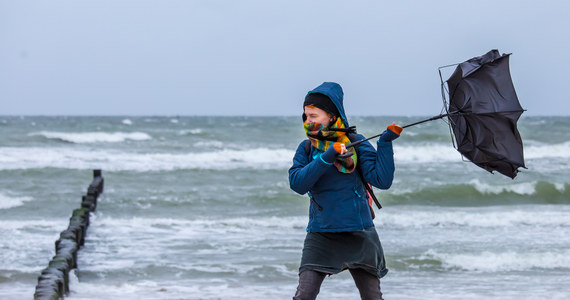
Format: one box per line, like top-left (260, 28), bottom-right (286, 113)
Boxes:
top-left (289, 82), bottom-right (402, 300)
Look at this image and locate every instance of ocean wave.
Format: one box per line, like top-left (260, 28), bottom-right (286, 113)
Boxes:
top-left (0, 193), bottom-right (32, 210)
top-left (178, 128), bottom-right (204, 135)
top-left (419, 249), bottom-right (570, 272)
top-left (91, 209), bottom-right (568, 236)
top-left (385, 180), bottom-right (570, 205)
top-left (91, 215), bottom-right (307, 233)
top-left (2, 141), bottom-right (568, 171)
top-left (393, 141), bottom-right (570, 163)
top-left (0, 219), bottom-right (69, 272)
top-left (393, 144), bottom-right (459, 163)
top-left (0, 147), bottom-right (294, 171)
top-left (377, 206), bottom-right (570, 228)
top-left (524, 141), bottom-right (570, 159)
top-left (28, 131), bottom-right (152, 143)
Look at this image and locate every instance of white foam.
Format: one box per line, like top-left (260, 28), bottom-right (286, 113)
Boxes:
top-left (422, 249), bottom-right (570, 272)
top-left (0, 147), bottom-right (294, 171)
top-left (92, 215), bottom-right (307, 233)
top-left (193, 140), bottom-right (224, 148)
top-left (468, 179), bottom-right (538, 195)
top-left (393, 144), bottom-right (462, 163)
top-left (0, 193), bottom-right (32, 209)
top-left (393, 140), bottom-right (570, 163)
top-left (525, 141), bottom-right (570, 159)
top-left (67, 274), bottom-right (298, 300)
top-left (170, 119), bottom-right (179, 124)
top-left (0, 219), bottom-right (68, 272)
top-left (178, 128), bottom-right (203, 135)
top-left (29, 131), bottom-right (152, 143)
top-left (377, 206), bottom-right (570, 228)
top-left (122, 119), bottom-right (133, 125)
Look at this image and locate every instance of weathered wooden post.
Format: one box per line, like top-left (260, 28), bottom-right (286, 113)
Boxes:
top-left (34, 170), bottom-right (104, 300)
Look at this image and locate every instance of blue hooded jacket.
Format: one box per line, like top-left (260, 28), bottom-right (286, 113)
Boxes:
top-left (289, 82), bottom-right (397, 232)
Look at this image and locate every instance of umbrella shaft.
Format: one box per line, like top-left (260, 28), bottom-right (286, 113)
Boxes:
top-left (401, 114), bottom-right (449, 129)
top-left (346, 113), bottom-right (451, 148)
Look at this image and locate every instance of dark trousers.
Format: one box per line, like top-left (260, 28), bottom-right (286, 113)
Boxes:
top-left (293, 269), bottom-right (383, 300)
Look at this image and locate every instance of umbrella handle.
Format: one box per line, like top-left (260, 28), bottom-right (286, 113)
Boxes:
top-left (338, 151), bottom-right (353, 159)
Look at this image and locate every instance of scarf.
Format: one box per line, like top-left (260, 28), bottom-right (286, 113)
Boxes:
top-left (304, 118), bottom-right (357, 173)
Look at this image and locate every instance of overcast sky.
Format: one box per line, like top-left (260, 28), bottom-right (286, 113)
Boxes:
top-left (1, 0), bottom-right (569, 116)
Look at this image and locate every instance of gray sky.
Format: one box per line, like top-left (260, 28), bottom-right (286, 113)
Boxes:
top-left (1, 0), bottom-right (569, 116)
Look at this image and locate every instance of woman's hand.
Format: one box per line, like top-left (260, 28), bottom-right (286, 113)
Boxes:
top-left (387, 123), bottom-right (403, 135)
top-left (333, 142), bottom-right (348, 155)
top-left (379, 123), bottom-right (403, 142)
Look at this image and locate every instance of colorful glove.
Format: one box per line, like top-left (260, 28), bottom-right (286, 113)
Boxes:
top-left (387, 123), bottom-right (403, 135)
top-left (379, 123), bottom-right (403, 142)
top-left (321, 142), bottom-right (342, 164)
top-left (332, 142), bottom-right (345, 154)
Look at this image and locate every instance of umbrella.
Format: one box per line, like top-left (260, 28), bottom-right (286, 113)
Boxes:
top-left (445, 49), bottom-right (525, 178)
top-left (345, 49), bottom-right (526, 178)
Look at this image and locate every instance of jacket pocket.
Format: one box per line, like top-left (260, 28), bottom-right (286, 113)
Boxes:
top-left (312, 189), bottom-right (362, 230)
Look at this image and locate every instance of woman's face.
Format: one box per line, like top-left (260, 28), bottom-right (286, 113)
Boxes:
top-left (304, 106), bottom-right (333, 127)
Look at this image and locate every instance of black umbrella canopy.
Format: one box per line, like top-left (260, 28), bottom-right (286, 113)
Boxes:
top-left (343, 49), bottom-right (526, 178)
top-left (446, 49), bottom-right (526, 178)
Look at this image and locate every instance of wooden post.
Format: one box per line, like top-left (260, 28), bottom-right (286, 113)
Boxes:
top-left (34, 170), bottom-right (104, 300)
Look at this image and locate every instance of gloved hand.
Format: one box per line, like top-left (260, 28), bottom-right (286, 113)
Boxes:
top-left (321, 142), bottom-right (346, 164)
top-left (387, 123), bottom-right (403, 135)
top-left (333, 142), bottom-right (347, 154)
top-left (379, 123), bottom-right (403, 142)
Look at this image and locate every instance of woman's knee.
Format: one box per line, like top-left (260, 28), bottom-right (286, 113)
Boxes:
top-left (293, 270), bottom-right (327, 300)
top-left (349, 268), bottom-right (383, 300)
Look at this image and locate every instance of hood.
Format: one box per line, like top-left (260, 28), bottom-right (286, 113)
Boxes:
top-left (305, 82), bottom-right (349, 127)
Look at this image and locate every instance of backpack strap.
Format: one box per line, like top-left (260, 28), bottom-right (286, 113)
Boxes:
top-left (303, 139), bottom-right (311, 157)
top-left (347, 133), bottom-right (382, 210)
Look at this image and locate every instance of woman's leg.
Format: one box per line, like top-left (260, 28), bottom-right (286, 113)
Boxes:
top-left (293, 270), bottom-right (327, 300)
top-left (348, 268), bottom-right (383, 300)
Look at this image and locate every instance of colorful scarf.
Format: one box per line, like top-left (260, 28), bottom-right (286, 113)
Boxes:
top-left (304, 118), bottom-right (357, 173)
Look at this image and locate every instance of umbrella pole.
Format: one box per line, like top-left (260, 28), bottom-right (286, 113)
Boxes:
top-left (345, 114), bottom-right (449, 148)
top-left (402, 113), bottom-right (449, 129)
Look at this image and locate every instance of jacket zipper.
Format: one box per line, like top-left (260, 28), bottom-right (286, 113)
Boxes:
top-left (354, 188), bottom-right (365, 229)
top-left (309, 193), bottom-right (322, 211)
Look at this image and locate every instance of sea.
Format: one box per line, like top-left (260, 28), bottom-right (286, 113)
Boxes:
top-left (0, 115), bottom-right (569, 300)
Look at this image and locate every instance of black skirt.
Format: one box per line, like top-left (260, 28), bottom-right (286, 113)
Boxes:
top-left (299, 226), bottom-right (388, 278)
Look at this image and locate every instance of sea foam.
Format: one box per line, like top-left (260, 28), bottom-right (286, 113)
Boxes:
top-left (377, 206), bottom-right (570, 228)
top-left (0, 193), bottom-right (32, 209)
top-left (421, 249), bottom-right (570, 272)
top-left (393, 141), bottom-right (570, 163)
top-left (0, 147), bottom-right (294, 171)
top-left (29, 131), bottom-right (152, 143)
top-left (524, 141), bottom-right (570, 159)
top-left (394, 144), bottom-right (460, 163)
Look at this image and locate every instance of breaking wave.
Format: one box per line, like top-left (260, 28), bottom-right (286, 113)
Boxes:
top-left (376, 206), bottom-right (570, 228)
top-left (393, 141), bottom-right (570, 163)
top-left (178, 128), bottom-right (204, 135)
top-left (0, 193), bottom-right (33, 210)
top-left (0, 147), bottom-right (294, 171)
top-left (384, 180), bottom-right (570, 205)
top-left (417, 249), bottom-right (570, 272)
top-left (28, 131), bottom-right (152, 143)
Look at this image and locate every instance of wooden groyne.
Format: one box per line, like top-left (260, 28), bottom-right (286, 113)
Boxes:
top-left (34, 170), bottom-right (104, 300)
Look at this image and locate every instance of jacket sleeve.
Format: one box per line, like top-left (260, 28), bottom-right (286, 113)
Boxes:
top-left (355, 134), bottom-right (395, 190)
top-left (288, 141), bottom-right (337, 195)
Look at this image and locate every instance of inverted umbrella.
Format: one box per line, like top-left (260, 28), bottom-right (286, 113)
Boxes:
top-left (344, 49), bottom-right (526, 178)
